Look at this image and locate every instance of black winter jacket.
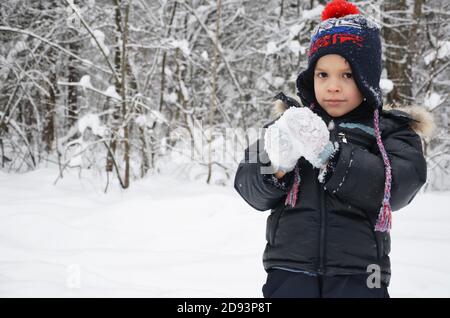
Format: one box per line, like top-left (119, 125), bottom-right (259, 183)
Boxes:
top-left (234, 102), bottom-right (427, 286)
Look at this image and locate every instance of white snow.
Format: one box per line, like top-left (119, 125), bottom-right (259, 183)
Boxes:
top-left (78, 113), bottom-right (106, 137)
top-left (271, 76), bottom-right (285, 89)
top-left (390, 192), bottom-right (450, 297)
top-left (266, 41), bottom-right (278, 55)
top-left (288, 23), bottom-right (305, 37)
top-left (79, 75), bottom-right (92, 89)
top-left (149, 109), bottom-right (168, 124)
top-left (424, 52), bottom-right (434, 65)
top-left (0, 168), bottom-right (450, 297)
top-left (201, 51), bottom-right (209, 61)
top-left (90, 30), bottom-right (110, 56)
top-left (0, 168), bottom-right (449, 298)
top-left (134, 110), bottom-right (167, 128)
top-left (437, 41), bottom-right (450, 59)
top-left (180, 80), bottom-right (189, 100)
top-left (134, 115), bottom-right (147, 127)
top-left (13, 40), bottom-right (27, 55)
top-left (288, 41), bottom-right (306, 56)
top-left (0, 168), bottom-right (267, 297)
top-left (104, 85), bottom-right (121, 100)
top-left (302, 6), bottom-right (324, 19)
top-left (424, 92), bottom-right (444, 111)
top-left (257, 72), bottom-right (285, 90)
top-left (380, 78), bottom-right (394, 93)
top-left (166, 92), bottom-right (177, 104)
top-left (169, 39), bottom-right (190, 56)
top-left (164, 68), bottom-right (173, 77)
top-left (267, 22), bottom-right (306, 56)
top-left (424, 41), bottom-right (450, 65)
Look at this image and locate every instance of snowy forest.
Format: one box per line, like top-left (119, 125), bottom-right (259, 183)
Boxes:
top-left (0, 0), bottom-right (449, 190)
top-left (1, 0), bottom-right (450, 298)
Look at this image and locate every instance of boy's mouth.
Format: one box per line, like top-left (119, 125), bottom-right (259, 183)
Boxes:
top-left (324, 99), bottom-right (346, 106)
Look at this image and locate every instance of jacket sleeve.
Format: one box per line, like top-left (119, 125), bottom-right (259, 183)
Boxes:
top-left (323, 124), bottom-right (427, 216)
top-left (234, 136), bottom-right (293, 211)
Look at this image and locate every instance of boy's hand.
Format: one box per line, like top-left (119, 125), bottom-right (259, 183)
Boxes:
top-left (264, 107), bottom-right (336, 172)
top-left (264, 123), bottom-right (300, 173)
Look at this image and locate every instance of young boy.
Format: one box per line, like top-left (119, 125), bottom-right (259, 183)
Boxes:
top-left (234, 0), bottom-right (432, 298)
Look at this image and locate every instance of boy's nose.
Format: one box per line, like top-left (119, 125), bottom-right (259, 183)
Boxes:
top-left (327, 85), bottom-right (341, 93)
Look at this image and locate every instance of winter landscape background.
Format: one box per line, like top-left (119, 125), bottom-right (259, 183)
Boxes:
top-left (0, 0), bottom-right (449, 297)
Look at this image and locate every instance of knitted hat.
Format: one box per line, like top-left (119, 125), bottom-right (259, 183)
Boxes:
top-left (290, 0), bottom-right (392, 232)
top-left (296, 0), bottom-right (383, 110)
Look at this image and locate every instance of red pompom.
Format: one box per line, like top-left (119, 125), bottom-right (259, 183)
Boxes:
top-left (321, 0), bottom-right (360, 21)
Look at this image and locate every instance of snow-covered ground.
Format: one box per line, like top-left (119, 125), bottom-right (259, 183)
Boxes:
top-left (0, 168), bottom-right (449, 297)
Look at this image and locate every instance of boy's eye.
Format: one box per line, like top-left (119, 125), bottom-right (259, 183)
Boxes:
top-left (316, 72), bottom-right (327, 78)
top-left (343, 73), bottom-right (353, 79)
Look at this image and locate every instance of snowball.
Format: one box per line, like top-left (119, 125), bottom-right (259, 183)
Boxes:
top-left (279, 107), bottom-right (330, 167)
top-left (266, 107), bottom-right (331, 170)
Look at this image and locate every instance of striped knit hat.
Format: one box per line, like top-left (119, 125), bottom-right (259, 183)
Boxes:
top-left (292, 0), bottom-right (392, 232)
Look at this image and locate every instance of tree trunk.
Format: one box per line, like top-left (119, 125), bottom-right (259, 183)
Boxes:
top-left (206, 0), bottom-right (221, 184)
top-left (42, 72), bottom-right (57, 153)
top-left (408, 0), bottom-right (424, 102)
top-left (121, 1), bottom-right (130, 189)
top-left (151, 1), bottom-right (178, 169)
top-left (67, 34), bottom-right (80, 129)
top-left (106, 0), bottom-right (124, 173)
top-left (382, 0), bottom-right (413, 106)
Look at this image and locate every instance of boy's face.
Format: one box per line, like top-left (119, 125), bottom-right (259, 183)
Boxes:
top-left (314, 54), bottom-right (364, 118)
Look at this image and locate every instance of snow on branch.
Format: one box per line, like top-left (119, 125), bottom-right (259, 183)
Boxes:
top-left (177, 0), bottom-right (243, 96)
top-left (57, 79), bottom-right (122, 101)
top-left (63, 0), bottom-right (120, 84)
top-left (0, 26), bottom-right (112, 75)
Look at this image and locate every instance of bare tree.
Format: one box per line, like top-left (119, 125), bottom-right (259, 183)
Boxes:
top-left (382, 0), bottom-right (414, 105)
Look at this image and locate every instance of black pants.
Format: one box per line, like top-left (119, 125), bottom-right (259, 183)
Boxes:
top-left (262, 269), bottom-right (390, 298)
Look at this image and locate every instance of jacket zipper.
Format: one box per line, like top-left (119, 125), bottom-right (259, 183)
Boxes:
top-left (318, 182), bottom-right (326, 275)
top-left (318, 119), bottom-right (341, 275)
